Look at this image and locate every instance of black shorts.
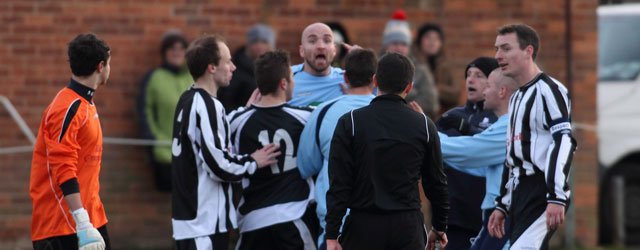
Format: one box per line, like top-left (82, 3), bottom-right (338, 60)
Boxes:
top-left (175, 233), bottom-right (229, 250)
top-left (339, 210), bottom-right (427, 250)
top-left (509, 170), bottom-right (568, 249)
top-left (236, 218), bottom-right (316, 250)
top-left (33, 225), bottom-right (110, 250)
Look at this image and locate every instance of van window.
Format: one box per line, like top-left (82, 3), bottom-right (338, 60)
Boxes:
top-left (598, 15), bottom-right (640, 81)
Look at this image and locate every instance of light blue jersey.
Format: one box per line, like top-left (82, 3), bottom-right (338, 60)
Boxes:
top-left (297, 94), bottom-right (375, 246)
top-left (289, 64), bottom-right (345, 107)
top-left (438, 115), bottom-right (508, 210)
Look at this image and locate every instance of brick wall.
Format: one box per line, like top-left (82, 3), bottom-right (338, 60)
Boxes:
top-left (0, 0), bottom-right (598, 249)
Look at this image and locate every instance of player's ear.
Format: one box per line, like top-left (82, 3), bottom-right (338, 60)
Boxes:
top-left (403, 82), bottom-right (414, 94)
top-left (280, 78), bottom-right (287, 90)
top-left (208, 64), bottom-right (216, 74)
top-left (343, 74), bottom-right (350, 84)
top-left (96, 61), bottom-right (104, 73)
top-left (372, 74), bottom-right (378, 88)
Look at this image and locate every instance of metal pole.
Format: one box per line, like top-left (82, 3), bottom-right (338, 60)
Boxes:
top-left (0, 96), bottom-right (36, 144)
top-left (612, 175), bottom-right (626, 246)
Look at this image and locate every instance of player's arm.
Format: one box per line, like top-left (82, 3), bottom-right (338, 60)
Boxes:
top-left (44, 101), bottom-right (105, 249)
top-left (325, 114), bottom-right (355, 243)
top-left (296, 107), bottom-right (324, 179)
top-left (540, 84), bottom-right (577, 207)
top-left (540, 84), bottom-right (577, 229)
top-left (421, 118), bottom-right (449, 233)
top-left (494, 162), bottom-right (511, 216)
top-left (191, 95), bottom-right (279, 183)
top-left (438, 121), bottom-right (508, 173)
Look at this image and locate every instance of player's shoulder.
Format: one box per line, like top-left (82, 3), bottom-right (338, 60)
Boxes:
top-left (535, 73), bottom-right (569, 94)
top-left (45, 88), bottom-right (88, 122)
top-left (228, 105), bottom-right (257, 121)
top-left (291, 64), bottom-right (305, 76)
top-left (330, 66), bottom-right (345, 76)
top-left (283, 104), bottom-right (313, 113)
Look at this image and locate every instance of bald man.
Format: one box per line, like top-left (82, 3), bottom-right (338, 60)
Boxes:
top-left (437, 69), bottom-right (518, 250)
top-left (289, 23), bottom-right (345, 107)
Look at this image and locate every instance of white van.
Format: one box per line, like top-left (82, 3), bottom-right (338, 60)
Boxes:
top-left (597, 3), bottom-right (640, 246)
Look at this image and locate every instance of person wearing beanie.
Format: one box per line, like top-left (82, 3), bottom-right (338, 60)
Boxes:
top-left (136, 29), bottom-right (193, 192)
top-left (218, 23), bottom-right (276, 112)
top-left (414, 23), bottom-right (460, 114)
top-left (382, 10), bottom-right (440, 118)
top-left (434, 57), bottom-right (500, 250)
top-left (382, 9), bottom-right (412, 55)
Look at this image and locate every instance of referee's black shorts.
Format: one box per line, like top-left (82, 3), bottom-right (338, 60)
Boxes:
top-left (339, 209), bottom-right (427, 250)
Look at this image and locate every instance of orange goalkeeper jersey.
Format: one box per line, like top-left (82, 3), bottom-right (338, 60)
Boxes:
top-left (30, 79), bottom-right (107, 241)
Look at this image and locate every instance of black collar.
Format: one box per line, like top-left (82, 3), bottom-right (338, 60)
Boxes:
top-left (371, 94), bottom-right (407, 104)
top-left (520, 73), bottom-right (544, 91)
top-left (67, 79), bottom-right (95, 102)
top-left (465, 100), bottom-right (485, 112)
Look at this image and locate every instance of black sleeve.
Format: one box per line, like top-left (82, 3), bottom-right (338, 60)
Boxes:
top-left (325, 114), bottom-right (354, 240)
top-left (421, 119), bottom-right (449, 232)
top-left (494, 162), bottom-right (510, 216)
top-left (60, 178), bottom-right (80, 196)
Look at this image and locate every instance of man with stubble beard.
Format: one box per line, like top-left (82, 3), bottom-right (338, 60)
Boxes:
top-left (289, 23), bottom-right (346, 107)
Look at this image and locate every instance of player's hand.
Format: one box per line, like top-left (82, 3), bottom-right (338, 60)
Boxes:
top-left (488, 209), bottom-right (506, 239)
top-left (326, 239), bottom-right (342, 250)
top-left (409, 101), bottom-right (424, 114)
top-left (342, 43), bottom-right (362, 53)
top-left (246, 89), bottom-right (262, 107)
top-left (427, 229), bottom-right (447, 250)
top-left (436, 114), bottom-right (469, 134)
top-left (251, 144), bottom-right (281, 168)
top-left (546, 203), bottom-right (565, 230)
top-left (72, 208), bottom-right (105, 250)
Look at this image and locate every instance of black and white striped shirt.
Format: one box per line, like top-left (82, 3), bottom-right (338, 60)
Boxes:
top-left (228, 104), bottom-right (314, 233)
top-left (171, 87), bottom-right (256, 240)
top-left (496, 73), bottom-right (577, 214)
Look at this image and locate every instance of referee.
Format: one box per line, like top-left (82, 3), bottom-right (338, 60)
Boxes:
top-left (325, 52), bottom-right (449, 250)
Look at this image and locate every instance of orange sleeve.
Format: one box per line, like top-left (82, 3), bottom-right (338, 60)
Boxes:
top-left (43, 99), bottom-right (85, 188)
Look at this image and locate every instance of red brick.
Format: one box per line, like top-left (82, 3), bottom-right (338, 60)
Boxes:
top-left (0, 0), bottom-right (599, 248)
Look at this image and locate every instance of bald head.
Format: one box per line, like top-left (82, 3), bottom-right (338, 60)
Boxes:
top-left (299, 22), bottom-right (337, 76)
top-left (301, 23), bottom-right (333, 43)
top-left (483, 69), bottom-right (518, 115)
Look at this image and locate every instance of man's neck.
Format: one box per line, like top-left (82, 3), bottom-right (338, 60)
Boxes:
top-left (193, 77), bottom-right (218, 97)
top-left (494, 102), bottom-right (509, 117)
top-left (71, 75), bottom-right (99, 90)
top-left (348, 85), bottom-right (374, 95)
top-left (515, 63), bottom-right (542, 88)
top-left (255, 93), bottom-right (286, 107)
top-left (303, 62), bottom-right (330, 76)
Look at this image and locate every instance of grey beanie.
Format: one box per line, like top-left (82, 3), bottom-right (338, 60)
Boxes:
top-left (246, 24), bottom-right (276, 48)
top-left (382, 10), bottom-right (411, 47)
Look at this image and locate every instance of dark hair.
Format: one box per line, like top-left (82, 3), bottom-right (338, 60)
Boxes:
top-left (325, 22), bottom-right (350, 62)
top-left (254, 50), bottom-right (291, 95)
top-left (67, 33), bottom-right (110, 77)
top-left (376, 52), bottom-right (414, 94)
top-left (415, 23), bottom-right (444, 46)
top-left (160, 31), bottom-right (188, 58)
top-left (497, 24), bottom-right (540, 60)
top-left (344, 49), bottom-right (377, 88)
top-left (185, 35), bottom-right (223, 79)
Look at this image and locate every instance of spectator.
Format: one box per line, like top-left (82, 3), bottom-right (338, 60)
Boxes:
top-left (137, 30), bottom-right (192, 192)
top-left (382, 10), bottom-right (439, 117)
top-left (415, 23), bottom-right (460, 113)
top-left (218, 24), bottom-right (276, 112)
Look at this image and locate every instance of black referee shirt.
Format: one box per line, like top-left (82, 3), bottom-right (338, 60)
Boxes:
top-left (325, 94), bottom-right (449, 240)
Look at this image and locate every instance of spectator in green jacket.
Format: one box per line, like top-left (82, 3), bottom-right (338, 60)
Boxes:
top-left (137, 30), bottom-right (193, 192)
